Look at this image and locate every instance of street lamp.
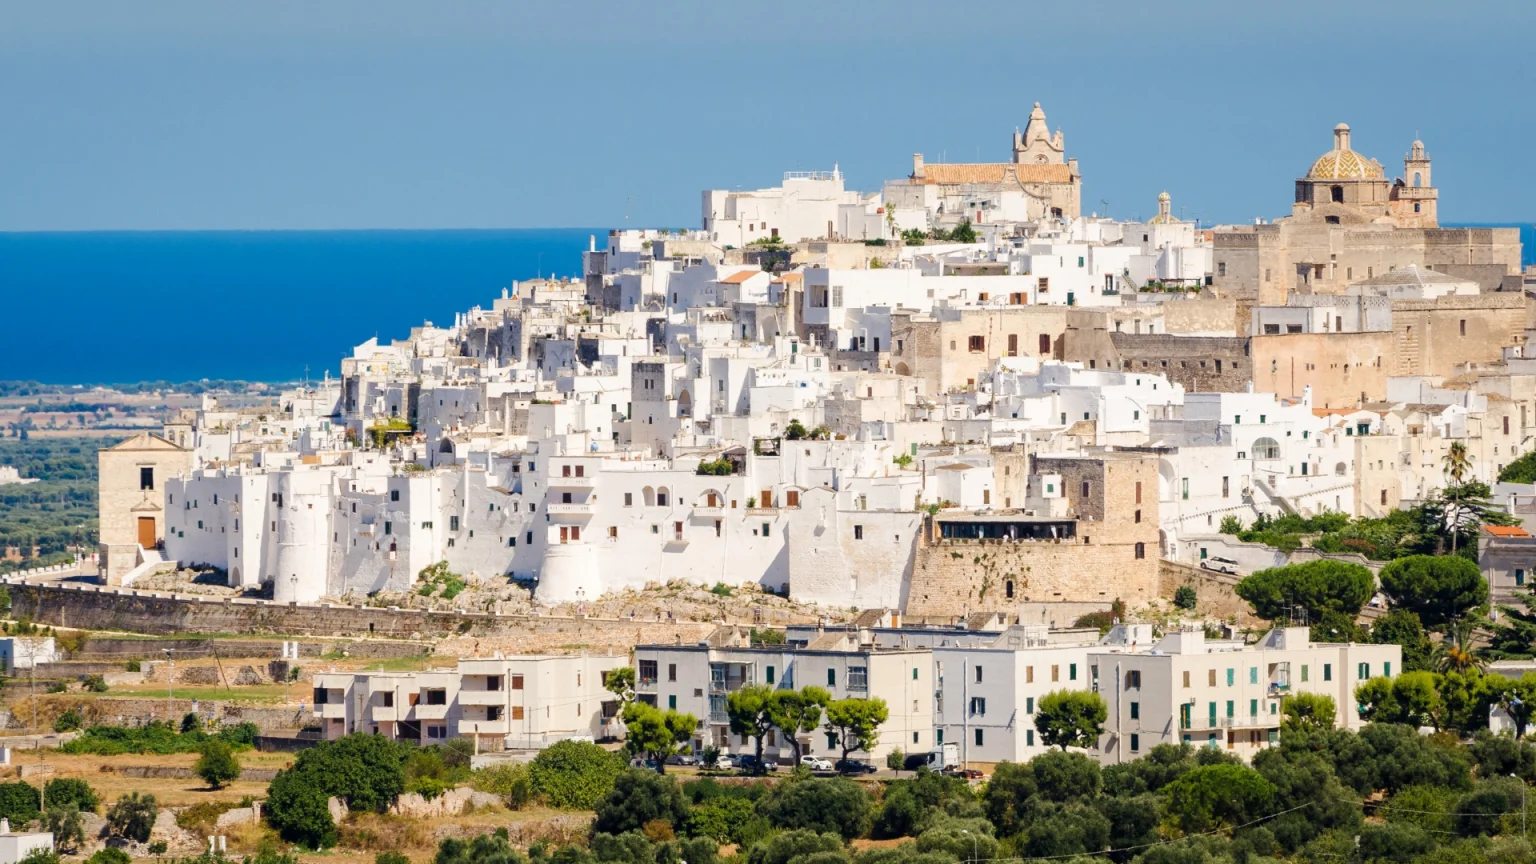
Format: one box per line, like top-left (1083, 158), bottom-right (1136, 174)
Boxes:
top-left (1514, 774), bottom-right (1527, 838)
top-left (960, 829), bottom-right (978, 864)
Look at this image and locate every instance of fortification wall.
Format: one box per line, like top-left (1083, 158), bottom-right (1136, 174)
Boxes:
top-left (904, 538), bottom-right (1158, 617)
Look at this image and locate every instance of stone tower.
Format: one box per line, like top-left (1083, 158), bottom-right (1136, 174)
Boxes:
top-left (1012, 103), bottom-right (1066, 165)
top-left (1390, 139), bottom-right (1438, 228)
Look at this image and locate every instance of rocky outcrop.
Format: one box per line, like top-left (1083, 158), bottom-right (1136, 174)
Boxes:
top-left (389, 787), bottom-right (500, 818)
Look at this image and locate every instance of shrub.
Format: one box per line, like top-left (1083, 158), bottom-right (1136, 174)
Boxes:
top-left (146, 842), bottom-right (167, 855)
top-left (266, 733), bottom-right (410, 849)
top-left (195, 739), bottom-right (242, 789)
top-left (1174, 585), bottom-right (1198, 610)
top-left (529, 740), bottom-right (626, 810)
top-left (17, 849), bottom-right (58, 864)
top-left (81, 675), bottom-right (108, 693)
top-left (106, 792), bottom-right (157, 843)
top-left (686, 795), bottom-right (764, 845)
top-left (176, 801), bottom-right (239, 837)
top-left (469, 763), bottom-right (531, 809)
top-left (51, 709), bottom-right (82, 733)
top-left (376, 853), bottom-right (409, 864)
top-left (85, 849), bottom-right (131, 864)
top-left (757, 776), bottom-right (872, 840)
top-left (181, 712), bottom-right (201, 734)
top-left (42, 778), bottom-right (99, 813)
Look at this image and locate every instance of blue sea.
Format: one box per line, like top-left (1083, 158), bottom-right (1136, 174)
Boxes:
top-left (0, 229), bottom-right (600, 385)
top-left (1, 224), bottom-right (1530, 386)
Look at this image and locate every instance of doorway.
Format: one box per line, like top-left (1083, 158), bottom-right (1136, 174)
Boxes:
top-left (137, 517), bottom-right (156, 548)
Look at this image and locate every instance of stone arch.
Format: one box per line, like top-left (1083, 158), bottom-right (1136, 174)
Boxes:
top-left (698, 489), bottom-right (725, 508)
top-left (657, 486), bottom-right (670, 507)
top-left (642, 486), bottom-right (656, 507)
top-left (1413, 172), bottom-right (1422, 188)
top-left (1335, 462), bottom-right (1347, 476)
top-left (677, 389), bottom-right (692, 417)
top-left (894, 362), bottom-right (911, 376)
top-left (230, 566), bottom-right (241, 586)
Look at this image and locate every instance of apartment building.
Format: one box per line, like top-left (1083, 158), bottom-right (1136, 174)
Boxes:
top-left (932, 627), bottom-right (1100, 767)
top-left (1091, 626), bottom-right (1400, 764)
top-left (633, 629), bottom-right (932, 763)
top-left (311, 653), bottom-right (625, 751)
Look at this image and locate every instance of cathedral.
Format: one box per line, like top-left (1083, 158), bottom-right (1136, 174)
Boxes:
top-left (1213, 122), bottom-right (1520, 305)
top-left (884, 102), bottom-right (1082, 228)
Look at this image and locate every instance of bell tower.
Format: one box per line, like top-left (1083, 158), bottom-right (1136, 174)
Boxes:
top-left (1390, 138), bottom-right (1438, 228)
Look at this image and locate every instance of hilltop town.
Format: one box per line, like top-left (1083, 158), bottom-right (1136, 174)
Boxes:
top-left (3, 106), bottom-right (1535, 864)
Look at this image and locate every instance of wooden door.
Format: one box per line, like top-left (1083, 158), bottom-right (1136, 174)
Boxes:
top-left (137, 517), bottom-right (156, 548)
top-left (559, 526), bottom-right (569, 544)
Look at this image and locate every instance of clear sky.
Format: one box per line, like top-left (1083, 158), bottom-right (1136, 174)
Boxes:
top-left (2, 0), bottom-right (1532, 231)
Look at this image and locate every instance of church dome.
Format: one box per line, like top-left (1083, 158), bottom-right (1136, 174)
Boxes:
top-left (1306, 123), bottom-right (1384, 180)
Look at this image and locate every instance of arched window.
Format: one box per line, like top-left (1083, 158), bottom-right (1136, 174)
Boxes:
top-left (657, 486), bottom-right (670, 507)
top-left (1413, 172), bottom-right (1422, 188)
top-left (1330, 185), bottom-right (1344, 203)
top-left (1252, 437), bottom-right (1282, 460)
top-left (642, 486), bottom-right (656, 507)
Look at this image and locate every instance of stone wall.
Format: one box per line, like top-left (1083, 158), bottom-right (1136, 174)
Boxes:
top-left (5, 583), bottom-right (714, 652)
top-left (1061, 333), bottom-right (1252, 393)
top-left (1251, 331), bottom-right (1392, 407)
top-left (904, 536), bottom-right (1159, 617)
top-left (1157, 560), bottom-right (1248, 620)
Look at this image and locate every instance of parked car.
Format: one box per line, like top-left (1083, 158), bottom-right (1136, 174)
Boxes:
top-left (665, 753), bottom-right (697, 766)
top-left (834, 758), bottom-right (877, 774)
top-left (1200, 556), bottom-right (1240, 575)
top-left (800, 756), bottom-right (835, 772)
top-left (629, 757), bottom-right (660, 771)
top-left (709, 754), bottom-right (736, 770)
top-left (737, 754), bottom-right (779, 772)
top-left (944, 767), bottom-right (983, 780)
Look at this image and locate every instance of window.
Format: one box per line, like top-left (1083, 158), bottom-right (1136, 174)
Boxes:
top-left (1226, 700), bottom-right (1234, 718)
top-left (450, 515), bottom-right (460, 531)
top-left (1130, 702), bottom-right (1139, 720)
top-left (1026, 666), bottom-right (1034, 683)
top-left (1007, 334), bottom-right (1018, 357)
top-left (1126, 670), bottom-right (1141, 688)
top-left (1182, 671), bottom-right (1190, 688)
top-left (1357, 662), bottom-right (1370, 679)
top-left (1181, 478), bottom-right (1189, 500)
top-left (1301, 665), bottom-right (1309, 683)
top-left (639, 661), bottom-right (657, 683)
top-left (827, 668), bottom-right (836, 687)
top-left (975, 665), bottom-right (984, 684)
top-left (1250, 667), bottom-right (1258, 685)
top-left (1026, 730), bottom-right (1034, 747)
top-left (848, 666), bottom-right (868, 691)
top-left (1217, 262), bottom-right (1227, 277)
top-left (975, 728), bottom-right (984, 746)
top-left (1135, 481), bottom-right (1142, 504)
top-left (1134, 542), bottom-right (1145, 559)
top-left (139, 467), bottom-right (154, 490)
top-left (968, 335), bottom-right (985, 353)
top-left (912, 667), bottom-right (919, 680)
top-left (970, 697), bottom-right (986, 716)
top-left (1130, 733), bottom-right (1140, 751)
top-left (425, 689), bottom-right (447, 706)
top-left (1070, 663), bottom-right (1077, 681)
top-left (854, 525), bottom-right (863, 540)
top-left (1517, 569), bottom-right (1526, 587)
top-left (767, 666), bottom-right (776, 685)
top-left (668, 695), bottom-right (677, 710)
top-left (1323, 664), bottom-right (1332, 682)
top-left (1384, 662), bottom-right (1392, 677)
top-left (1208, 669), bottom-right (1217, 686)
top-left (668, 663), bottom-right (677, 682)
top-left (1226, 668), bottom-right (1234, 686)
top-left (1051, 665), bottom-right (1059, 682)
top-left (1027, 697), bottom-right (1035, 714)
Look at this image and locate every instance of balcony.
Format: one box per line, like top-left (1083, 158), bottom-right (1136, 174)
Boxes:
top-left (316, 702), bottom-right (346, 720)
top-left (1179, 714), bottom-right (1280, 732)
top-left (459, 689), bottom-right (509, 706)
top-left (413, 702), bottom-right (451, 720)
top-left (367, 705), bottom-right (400, 722)
top-left (545, 503), bottom-right (594, 517)
top-left (458, 719), bottom-right (509, 736)
top-left (692, 506), bottom-right (724, 517)
top-left (549, 475), bottom-right (594, 488)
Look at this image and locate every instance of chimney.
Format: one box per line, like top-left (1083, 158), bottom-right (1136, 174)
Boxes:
top-left (912, 153), bottom-right (925, 179)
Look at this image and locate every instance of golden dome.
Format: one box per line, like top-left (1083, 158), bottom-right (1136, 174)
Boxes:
top-left (1306, 122), bottom-right (1384, 180)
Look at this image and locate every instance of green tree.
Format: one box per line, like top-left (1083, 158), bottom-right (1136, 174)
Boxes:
top-left (84, 849), bottom-right (131, 864)
top-left (528, 739), bottom-right (625, 809)
top-left (604, 667), bottom-right (636, 703)
top-left (1173, 585), bottom-right (1198, 610)
top-left (1030, 750), bottom-right (1102, 801)
top-left (1034, 690), bottom-right (1107, 751)
top-left (195, 739), bottom-right (242, 789)
top-left (914, 815), bottom-right (997, 861)
top-left (757, 777), bottom-right (873, 840)
top-left (1437, 618), bottom-right (1487, 674)
top-left (593, 769), bottom-right (689, 836)
top-left (727, 685), bottom-right (777, 774)
top-left (1379, 555), bottom-right (1488, 629)
top-left (1234, 559), bottom-right (1374, 622)
top-left (949, 220), bottom-right (977, 243)
top-left (745, 829), bottom-right (845, 864)
top-left (1161, 763), bottom-right (1276, 834)
top-left (1355, 672), bottom-right (1440, 728)
top-left (1372, 609), bottom-right (1434, 671)
top-left (44, 804), bottom-right (84, 854)
top-left (621, 702), bottom-right (697, 774)
top-left (981, 761), bottom-right (1036, 836)
top-left (1483, 672), bottom-right (1536, 739)
top-left (1484, 581), bottom-right (1536, 661)
top-left (823, 698), bottom-right (888, 766)
top-left (0, 782), bottom-right (40, 824)
top-left (1281, 692), bottom-right (1338, 733)
top-left (885, 747), bottom-right (904, 777)
top-left (265, 733), bottom-right (410, 847)
top-left (42, 778), bottom-right (98, 813)
top-left (685, 795), bottom-right (763, 845)
top-left (105, 792), bottom-right (157, 843)
top-left (771, 687), bottom-right (833, 764)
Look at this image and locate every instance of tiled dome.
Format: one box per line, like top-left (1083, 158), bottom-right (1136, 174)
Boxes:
top-left (1307, 123), bottom-right (1384, 180)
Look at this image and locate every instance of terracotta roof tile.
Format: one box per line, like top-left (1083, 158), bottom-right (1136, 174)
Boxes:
top-left (1483, 525), bottom-right (1531, 538)
top-left (915, 162), bottom-right (1074, 185)
top-left (720, 270), bottom-right (762, 284)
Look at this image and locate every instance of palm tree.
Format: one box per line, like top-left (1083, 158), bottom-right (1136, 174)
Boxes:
top-left (1443, 442), bottom-right (1472, 553)
top-left (1435, 619), bottom-right (1486, 674)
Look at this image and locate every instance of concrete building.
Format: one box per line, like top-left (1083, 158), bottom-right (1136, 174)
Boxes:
top-left (633, 628), bottom-right (932, 764)
top-left (311, 654), bottom-right (625, 750)
top-left (1092, 625), bottom-right (1400, 764)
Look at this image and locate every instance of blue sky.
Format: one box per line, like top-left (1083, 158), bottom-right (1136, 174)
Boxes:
top-left (2, 0), bottom-right (1532, 231)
